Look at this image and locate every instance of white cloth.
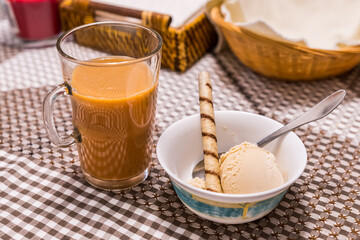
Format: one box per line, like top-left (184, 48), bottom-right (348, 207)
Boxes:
top-left (221, 0), bottom-right (360, 50)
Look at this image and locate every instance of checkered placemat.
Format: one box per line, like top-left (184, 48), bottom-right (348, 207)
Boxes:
top-left (1, 18), bottom-right (360, 239)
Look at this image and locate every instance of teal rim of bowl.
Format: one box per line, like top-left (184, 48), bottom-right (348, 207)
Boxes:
top-left (172, 180), bottom-right (287, 219)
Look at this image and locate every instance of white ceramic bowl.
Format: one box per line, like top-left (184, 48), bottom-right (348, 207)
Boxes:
top-left (157, 111), bottom-right (307, 224)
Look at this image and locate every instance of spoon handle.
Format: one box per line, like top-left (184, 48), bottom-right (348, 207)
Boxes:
top-left (256, 89), bottom-right (346, 148)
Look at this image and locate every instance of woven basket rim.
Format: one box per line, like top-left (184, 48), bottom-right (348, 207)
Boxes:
top-left (210, 6), bottom-right (360, 55)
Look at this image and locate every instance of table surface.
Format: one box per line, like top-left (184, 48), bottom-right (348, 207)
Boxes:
top-left (1, 20), bottom-right (360, 240)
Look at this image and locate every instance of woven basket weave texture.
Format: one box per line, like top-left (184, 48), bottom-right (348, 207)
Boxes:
top-left (59, 0), bottom-right (218, 72)
top-left (210, 4), bottom-right (360, 81)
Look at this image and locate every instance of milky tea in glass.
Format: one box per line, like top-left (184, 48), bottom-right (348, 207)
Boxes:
top-left (43, 22), bottom-right (162, 191)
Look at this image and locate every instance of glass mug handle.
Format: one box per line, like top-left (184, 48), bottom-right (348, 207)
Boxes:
top-left (43, 83), bottom-right (78, 147)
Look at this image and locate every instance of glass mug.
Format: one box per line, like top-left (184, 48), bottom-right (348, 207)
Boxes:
top-left (43, 22), bottom-right (162, 191)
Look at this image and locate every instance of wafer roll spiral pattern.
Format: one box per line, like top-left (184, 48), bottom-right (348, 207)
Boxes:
top-left (198, 71), bottom-right (222, 193)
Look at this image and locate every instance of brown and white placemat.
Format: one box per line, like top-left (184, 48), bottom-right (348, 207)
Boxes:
top-left (1, 18), bottom-right (360, 239)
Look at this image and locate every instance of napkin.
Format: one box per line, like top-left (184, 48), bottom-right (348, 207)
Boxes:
top-left (221, 0), bottom-right (360, 50)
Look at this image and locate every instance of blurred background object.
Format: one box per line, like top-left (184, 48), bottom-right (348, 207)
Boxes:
top-left (207, 0), bottom-right (360, 81)
top-left (59, 0), bottom-right (218, 72)
top-left (1, 0), bottom-right (61, 47)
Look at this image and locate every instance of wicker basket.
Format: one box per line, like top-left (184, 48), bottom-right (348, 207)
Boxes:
top-left (59, 0), bottom-right (218, 72)
top-left (209, 3), bottom-right (360, 81)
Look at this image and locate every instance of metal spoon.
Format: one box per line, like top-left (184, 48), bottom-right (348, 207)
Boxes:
top-left (192, 89), bottom-right (346, 179)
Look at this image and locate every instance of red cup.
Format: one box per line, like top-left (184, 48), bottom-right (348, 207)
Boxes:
top-left (7, 0), bottom-right (61, 40)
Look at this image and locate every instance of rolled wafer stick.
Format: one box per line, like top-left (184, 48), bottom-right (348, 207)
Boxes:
top-left (198, 71), bottom-right (223, 193)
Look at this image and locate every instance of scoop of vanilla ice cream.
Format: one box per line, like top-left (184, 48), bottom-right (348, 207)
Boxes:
top-left (220, 142), bottom-right (284, 194)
